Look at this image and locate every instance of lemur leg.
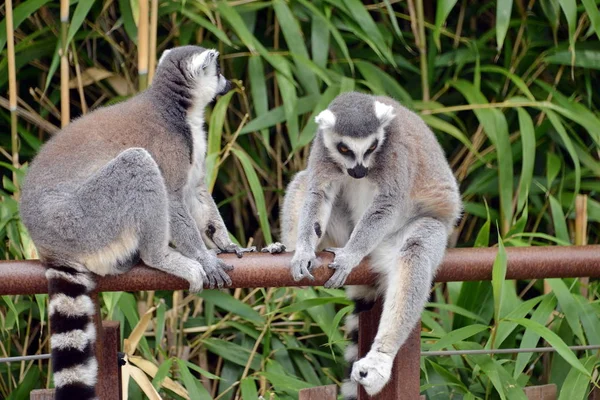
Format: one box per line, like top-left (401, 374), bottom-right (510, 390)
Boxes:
top-left (77, 148), bottom-right (207, 292)
top-left (190, 185), bottom-right (256, 257)
top-left (169, 193), bottom-right (233, 289)
top-left (351, 217), bottom-right (448, 396)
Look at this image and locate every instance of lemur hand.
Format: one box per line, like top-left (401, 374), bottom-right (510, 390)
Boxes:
top-left (323, 247), bottom-right (361, 288)
top-left (290, 249), bottom-right (317, 281)
top-left (198, 250), bottom-right (234, 289)
top-left (261, 242), bottom-right (287, 254)
top-left (216, 243), bottom-right (257, 258)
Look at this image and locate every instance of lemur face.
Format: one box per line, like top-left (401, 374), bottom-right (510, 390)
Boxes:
top-left (316, 99), bottom-right (395, 179)
top-left (158, 46), bottom-right (232, 105)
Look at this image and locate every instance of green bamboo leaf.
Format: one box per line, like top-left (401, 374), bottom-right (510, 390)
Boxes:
top-left (510, 317), bottom-right (590, 377)
top-left (492, 237), bottom-right (507, 329)
top-left (433, 0), bottom-right (458, 49)
top-left (545, 48), bottom-right (600, 70)
top-left (355, 61), bottom-right (412, 106)
top-left (207, 90), bottom-right (236, 156)
top-left (151, 358), bottom-right (173, 390)
top-left (119, 0), bottom-right (137, 43)
top-left (275, 71), bottom-right (299, 148)
top-left (175, 359), bottom-right (212, 400)
top-left (203, 338), bottom-right (262, 370)
top-left (549, 195), bottom-right (570, 243)
top-left (559, 356), bottom-right (598, 400)
top-left (341, 0), bottom-right (395, 66)
top-left (296, 0), bottom-right (354, 71)
top-left (420, 115), bottom-right (480, 157)
top-left (514, 294), bottom-right (557, 378)
top-left (426, 303), bottom-right (487, 324)
top-left (516, 109), bottom-right (536, 212)
top-left (183, 360), bottom-right (221, 380)
top-left (540, 0), bottom-right (560, 38)
top-left (248, 56), bottom-right (270, 143)
top-left (473, 202), bottom-right (491, 248)
top-left (273, 0), bottom-right (319, 94)
top-left (2, 296), bottom-right (20, 331)
top-left (480, 66), bottom-right (535, 100)
top-left (547, 278), bottom-right (586, 344)
top-left (451, 80), bottom-right (513, 233)
top-left (545, 110), bottom-right (581, 200)
top-left (429, 324), bottom-right (489, 351)
top-left (311, 10), bottom-right (330, 70)
top-left (198, 290), bottom-right (264, 325)
top-left (181, 9), bottom-right (233, 47)
top-left (276, 297), bottom-right (352, 314)
top-left (581, 0), bottom-right (600, 41)
top-left (262, 370), bottom-right (313, 393)
top-left (241, 94), bottom-right (320, 134)
top-left (558, 0), bottom-right (577, 52)
top-left (231, 148), bottom-right (272, 243)
top-left (67, 0), bottom-right (96, 48)
top-left (0, 0), bottom-right (52, 54)
top-left (218, 2), bottom-right (292, 80)
top-left (494, 296), bottom-right (543, 348)
top-left (496, 0), bottom-right (513, 51)
top-left (240, 378), bottom-right (259, 399)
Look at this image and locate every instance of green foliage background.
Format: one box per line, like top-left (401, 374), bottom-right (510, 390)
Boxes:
top-left (1, 0), bottom-right (599, 399)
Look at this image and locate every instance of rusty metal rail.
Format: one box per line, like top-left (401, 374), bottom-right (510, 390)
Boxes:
top-left (1, 245), bottom-right (599, 295)
top-left (1, 245), bottom-right (599, 400)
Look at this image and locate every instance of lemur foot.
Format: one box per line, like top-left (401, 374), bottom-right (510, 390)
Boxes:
top-left (323, 247), bottom-right (357, 288)
top-left (351, 351), bottom-right (393, 396)
top-left (217, 243), bottom-right (256, 258)
top-left (261, 242), bottom-right (287, 254)
top-left (290, 249), bottom-right (317, 281)
top-left (199, 250), bottom-right (233, 289)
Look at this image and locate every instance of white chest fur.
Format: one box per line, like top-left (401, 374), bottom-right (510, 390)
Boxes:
top-left (341, 176), bottom-right (378, 223)
top-left (185, 111), bottom-right (207, 195)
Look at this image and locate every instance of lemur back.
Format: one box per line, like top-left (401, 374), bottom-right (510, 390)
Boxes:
top-left (20, 45), bottom-right (253, 400)
top-left (268, 92), bottom-right (461, 398)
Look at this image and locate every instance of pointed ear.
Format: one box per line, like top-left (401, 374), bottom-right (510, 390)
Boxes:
top-left (158, 49), bottom-right (172, 66)
top-left (188, 50), bottom-right (217, 74)
top-left (315, 109), bottom-right (336, 130)
top-left (374, 101), bottom-right (396, 128)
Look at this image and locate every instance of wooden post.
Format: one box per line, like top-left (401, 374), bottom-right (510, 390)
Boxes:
top-left (358, 299), bottom-right (421, 400)
top-left (298, 385), bottom-right (337, 400)
top-left (92, 292), bottom-right (122, 400)
top-left (523, 384), bottom-right (556, 399)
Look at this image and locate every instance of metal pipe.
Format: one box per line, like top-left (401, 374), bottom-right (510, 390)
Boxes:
top-left (0, 246), bottom-right (599, 295)
top-left (422, 344), bottom-right (600, 357)
top-left (5, 344), bottom-right (598, 364)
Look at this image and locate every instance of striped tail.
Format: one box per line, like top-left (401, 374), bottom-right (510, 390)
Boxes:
top-left (46, 262), bottom-right (98, 400)
top-left (341, 285), bottom-right (376, 400)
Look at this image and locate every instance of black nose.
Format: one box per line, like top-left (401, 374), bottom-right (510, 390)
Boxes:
top-left (348, 164), bottom-right (368, 179)
top-left (218, 79), bottom-right (232, 96)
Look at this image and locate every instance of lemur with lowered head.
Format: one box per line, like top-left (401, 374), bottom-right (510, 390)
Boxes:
top-left (265, 92), bottom-right (461, 397)
top-left (20, 45), bottom-right (254, 400)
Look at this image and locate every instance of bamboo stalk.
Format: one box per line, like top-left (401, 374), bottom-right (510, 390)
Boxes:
top-left (575, 195), bottom-right (588, 297)
top-left (6, 0), bottom-right (19, 196)
top-left (138, 0), bottom-right (150, 91)
top-left (60, 0), bottom-right (70, 127)
top-left (148, 0), bottom-right (159, 83)
top-left (415, 0), bottom-right (429, 101)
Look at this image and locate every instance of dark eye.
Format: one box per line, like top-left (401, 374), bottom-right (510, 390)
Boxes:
top-left (365, 140), bottom-right (378, 155)
top-left (337, 143), bottom-right (353, 156)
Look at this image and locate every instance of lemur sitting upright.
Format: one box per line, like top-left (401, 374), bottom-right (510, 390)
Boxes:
top-left (264, 92), bottom-right (461, 398)
top-left (20, 45), bottom-right (254, 400)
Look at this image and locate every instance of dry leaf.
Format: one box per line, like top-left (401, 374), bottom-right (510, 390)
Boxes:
top-left (68, 67), bottom-right (113, 88)
top-left (106, 75), bottom-right (133, 96)
top-left (124, 305), bottom-right (156, 355)
top-left (129, 355), bottom-right (189, 399)
top-left (129, 363), bottom-right (162, 400)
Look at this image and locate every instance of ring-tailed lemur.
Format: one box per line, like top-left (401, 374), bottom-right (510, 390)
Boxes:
top-left (264, 92), bottom-right (461, 397)
top-left (20, 45), bottom-right (254, 400)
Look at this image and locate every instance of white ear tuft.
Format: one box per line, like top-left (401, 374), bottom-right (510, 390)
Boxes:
top-left (315, 109), bottom-right (336, 130)
top-left (158, 49), bottom-right (172, 66)
top-left (374, 101), bottom-right (396, 127)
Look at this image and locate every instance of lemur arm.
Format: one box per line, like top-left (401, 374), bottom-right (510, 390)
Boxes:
top-left (324, 191), bottom-right (401, 288)
top-left (291, 180), bottom-right (337, 281)
top-left (345, 192), bottom-right (401, 257)
top-left (195, 185), bottom-right (255, 257)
